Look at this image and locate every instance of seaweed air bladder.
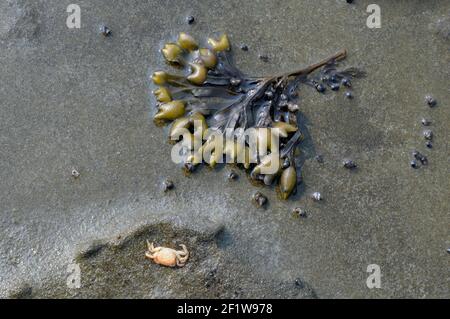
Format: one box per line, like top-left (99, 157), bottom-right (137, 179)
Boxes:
top-left (151, 33), bottom-right (364, 200)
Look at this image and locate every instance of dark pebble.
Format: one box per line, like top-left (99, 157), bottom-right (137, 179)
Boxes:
top-left (412, 151), bottom-right (428, 165)
top-left (315, 154), bottom-right (324, 163)
top-left (295, 278), bottom-right (305, 288)
top-left (341, 78), bottom-right (351, 87)
top-left (346, 0), bottom-right (354, 3)
top-left (240, 44), bottom-right (249, 51)
top-left (315, 83), bottom-right (326, 93)
top-left (186, 16), bottom-right (195, 24)
top-left (293, 207), bottom-right (307, 218)
top-left (343, 159), bottom-right (357, 169)
top-left (423, 130), bottom-right (433, 140)
top-left (410, 160), bottom-right (418, 169)
top-left (425, 95), bottom-right (437, 107)
top-left (228, 171), bottom-right (238, 181)
top-left (330, 83), bottom-right (340, 91)
top-left (100, 25), bottom-right (112, 37)
top-left (426, 141), bottom-right (433, 148)
top-left (259, 54), bottom-right (269, 62)
top-left (282, 158), bottom-right (290, 169)
top-left (421, 118), bottom-right (431, 126)
top-left (345, 91), bottom-right (353, 99)
top-left (163, 180), bottom-right (174, 192)
top-left (253, 191), bottom-right (267, 208)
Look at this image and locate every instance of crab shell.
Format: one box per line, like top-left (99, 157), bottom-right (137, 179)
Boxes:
top-left (145, 241), bottom-right (189, 267)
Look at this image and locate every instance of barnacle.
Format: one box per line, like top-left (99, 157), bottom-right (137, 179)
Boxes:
top-left (151, 33), bottom-right (364, 199)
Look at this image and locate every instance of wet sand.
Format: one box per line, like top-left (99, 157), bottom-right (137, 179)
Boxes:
top-left (0, 0), bottom-right (449, 298)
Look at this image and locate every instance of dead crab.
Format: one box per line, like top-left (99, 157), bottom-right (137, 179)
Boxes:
top-left (145, 241), bottom-right (189, 267)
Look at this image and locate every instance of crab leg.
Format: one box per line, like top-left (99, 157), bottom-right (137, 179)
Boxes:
top-left (146, 241), bottom-right (162, 253)
top-left (176, 244), bottom-right (189, 264)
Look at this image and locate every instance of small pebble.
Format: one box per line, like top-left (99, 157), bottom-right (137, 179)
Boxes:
top-left (100, 25), bottom-right (112, 37)
top-left (292, 207), bottom-right (307, 218)
top-left (240, 44), bottom-right (249, 51)
top-left (421, 118), bottom-right (431, 126)
top-left (425, 95), bottom-right (437, 107)
top-left (343, 159), bottom-right (357, 169)
top-left (294, 278), bottom-right (304, 288)
top-left (71, 169), bottom-right (80, 178)
top-left (412, 150), bottom-right (428, 165)
top-left (311, 192), bottom-right (322, 201)
top-left (410, 160), bottom-right (418, 169)
top-left (282, 158), bottom-right (290, 169)
top-left (447, 248), bottom-right (450, 254)
top-left (315, 154), bottom-right (324, 163)
top-left (228, 171), bottom-right (238, 181)
top-left (423, 130), bottom-right (433, 140)
top-left (344, 91), bottom-right (353, 99)
top-left (341, 78), bottom-right (351, 87)
top-left (330, 83), bottom-right (340, 91)
top-left (315, 83), bottom-right (326, 93)
top-left (426, 141), bottom-right (433, 148)
top-left (186, 16), bottom-right (195, 25)
top-left (163, 180), bottom-right (174, 192)
top-left (346, 0), bottom-right (354, 3)
top-left (253, 191), bottom-right (267, 208)
top-left (258, 54), bottom-right (269, 62)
